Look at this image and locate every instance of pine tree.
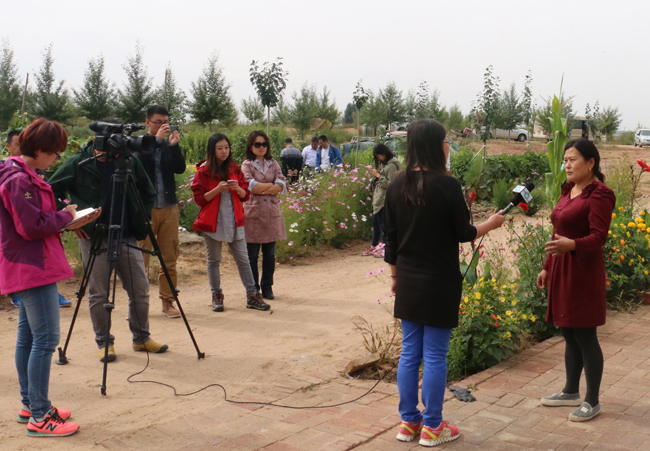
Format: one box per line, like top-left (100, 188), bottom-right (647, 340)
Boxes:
top-left (379, 81), bottom-right (405, 129)
top-left (117, 42), bottom-right (154, 123)
top-left (74, 55), bottom-right (116, 120)
top-left (154, 64), bottom-right (187, 123)
top-left (0, 39), bottom-right (21, 129)
top-left (315, 86), bottom-right (339, 126)
top-left (343, 103), bottom-right (354, 124)
top-left (33, 44), bottom-right (71, 122)
top-left (189, 54), bottom-right (236, 125)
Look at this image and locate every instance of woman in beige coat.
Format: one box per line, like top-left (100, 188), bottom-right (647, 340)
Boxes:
top-left (241, 131), bottom-right (287, 300)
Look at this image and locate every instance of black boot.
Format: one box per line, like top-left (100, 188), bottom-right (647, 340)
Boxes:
top-left (261, 285), bottom-right (274, 300)
top-left (211, 292), bottom-right (224, 312)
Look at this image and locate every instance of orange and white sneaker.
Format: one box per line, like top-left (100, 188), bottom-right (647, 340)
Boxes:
top-left (27, 409), bottom-right (79, 437)
top-left (396, 420), bottom-right (423, 441)
top-left (18, 405), bottom-right (71, 424)
top-left (419, 420), bottom-right (460, 447)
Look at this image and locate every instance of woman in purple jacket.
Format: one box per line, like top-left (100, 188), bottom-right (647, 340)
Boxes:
top-left (0, 119), bottom-right (96, 437)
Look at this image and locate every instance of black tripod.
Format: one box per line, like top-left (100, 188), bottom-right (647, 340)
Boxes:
top-left (55, 153), bottom-right (205, 395)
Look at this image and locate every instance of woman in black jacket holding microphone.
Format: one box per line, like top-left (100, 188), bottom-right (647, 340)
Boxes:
top-left (384, 120), bottom-right (504, 447)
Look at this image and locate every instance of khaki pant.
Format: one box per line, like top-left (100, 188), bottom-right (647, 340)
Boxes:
top-left (139, 206), bottom-right (180, 303)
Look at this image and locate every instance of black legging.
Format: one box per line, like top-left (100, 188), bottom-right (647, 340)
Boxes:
top-left (561, 327), bottom-right (603, 406)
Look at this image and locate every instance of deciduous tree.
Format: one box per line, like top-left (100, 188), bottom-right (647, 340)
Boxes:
top-left (241, 95), bottom-right (265, 124)
top-left (249, 58), bottom-right (288, 133)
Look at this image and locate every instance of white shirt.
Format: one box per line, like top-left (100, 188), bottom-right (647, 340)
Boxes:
top-left (302, 145), bottom-right (319, 168)
top-left (320, 146), bottom-right (331, 171)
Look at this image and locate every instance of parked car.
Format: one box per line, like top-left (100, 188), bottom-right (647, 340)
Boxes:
top-left (634, 129), bottom-right (650, 147)
top-left (480, 126), bottom-right (530, 142)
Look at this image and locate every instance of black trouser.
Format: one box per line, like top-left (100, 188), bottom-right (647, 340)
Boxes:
top-left (247, 242), bottom-right (275, 291)
top-left (371, 208), bottom-right (385, 247)
top-left (561, 327), bottom-right (603, 406)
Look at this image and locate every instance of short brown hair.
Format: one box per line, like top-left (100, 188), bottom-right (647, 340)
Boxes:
top-left (245, 130), bottom-right (272, 161)
top-left (19, 118), bottom-right (68, 158)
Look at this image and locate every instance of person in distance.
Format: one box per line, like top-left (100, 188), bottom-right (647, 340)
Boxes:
top-left (383, 119), bottom-right (504, 446)
top-left (191, 133), bottom-right (269, 311)
top-left (242, 130), bottom-right (287, 301)
top-left (537, 138), bottom-right (615, 422)
top-left (0, 119), bottom-right (99, 437)
top-left (362, 143), bottom-right (400, 257)
top-left (279, 137), bottom-right (303, 184)
top-left (49, 131), bottom-right (168, 363)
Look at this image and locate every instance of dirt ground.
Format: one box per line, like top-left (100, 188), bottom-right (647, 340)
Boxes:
top-left (1, 141), bottom-right (649, 449)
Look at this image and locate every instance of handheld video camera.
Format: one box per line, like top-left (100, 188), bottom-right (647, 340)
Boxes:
top-left (90, 121), bottom-right (156, 156)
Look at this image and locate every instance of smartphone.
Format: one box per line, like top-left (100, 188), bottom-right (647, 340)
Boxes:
top-left (169, 124), bottom-right (179, 132)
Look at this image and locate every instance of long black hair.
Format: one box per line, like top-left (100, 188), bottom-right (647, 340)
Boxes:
top-left (373, 143), bottom-right (395, 171)
top-left (564, 138), bottom-right (605, 183)
top-left (206, 133), bottom-right (234, 180)
top-left (403, 119), bottom-right (448, 205)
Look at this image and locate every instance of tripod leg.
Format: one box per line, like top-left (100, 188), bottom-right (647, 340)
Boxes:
top-left (100, 260), bottom-right (118, 396)
top-left (127, 176), bottom-right (205, 360)
top-left (56, 233), bottom-right (105, 365)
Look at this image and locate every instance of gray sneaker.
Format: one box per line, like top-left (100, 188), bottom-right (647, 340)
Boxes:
top-left (569, 402), bottom-right (601, 422)
top-left (540, 390), bottom-right (582, 407)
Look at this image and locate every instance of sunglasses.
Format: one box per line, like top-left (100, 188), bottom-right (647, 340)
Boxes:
top-left (253, 142), bottom-right (269, 149)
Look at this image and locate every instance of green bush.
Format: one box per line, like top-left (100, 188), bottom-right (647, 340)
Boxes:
top-left (175, 170), bottom-right (200, 231)
top-left (492, 179), bottom-right (512, 210)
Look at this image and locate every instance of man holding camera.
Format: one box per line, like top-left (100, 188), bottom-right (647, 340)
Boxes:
top-left (136, 105), bottom-right (186, 319)
top-left (49, 137), bottom-right (168, 362)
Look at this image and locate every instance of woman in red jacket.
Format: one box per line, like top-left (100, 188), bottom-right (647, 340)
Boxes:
top-left (191, 133), bottom-right (269, 312)
top-left (537, 138), bottom-right (615, 422)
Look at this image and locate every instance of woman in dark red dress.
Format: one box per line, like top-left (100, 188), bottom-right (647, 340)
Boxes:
top-left (537, 138), bottom-right (615, 422)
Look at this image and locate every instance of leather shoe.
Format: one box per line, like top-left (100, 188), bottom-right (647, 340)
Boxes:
top-left (261, 286), bottom-right (274, 300)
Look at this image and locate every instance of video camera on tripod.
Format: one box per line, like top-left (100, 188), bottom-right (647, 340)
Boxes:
top-left (88, 121), bottom-right (157, 159)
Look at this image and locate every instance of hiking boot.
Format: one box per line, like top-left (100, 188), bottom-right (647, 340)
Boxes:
top-left (98, 345), bottom-right (116, 363)
top-left (419, 421), bottom-right (460, 447)
top-left (246, 292), bottom-right (271, 311)
top-left (569, 402), bottom-right (601, 422)
top-left (27, 409), bottom-right (79, 437)
top-left (18, 405), bottom-right (71, 424)
top-left (161, 300), bottom-right (181, 318)
top-left (58, 294), bottom-right (72, 308)
top-left (396, 420), bottom-right (423, 442)
top-left (212, 292), bottom-right (224, 312)
top-left (261, 285), bottom-right (274, 300)
top-left (541, 390), bottom-right (581, 407)
top-left (132, 339), bottom-right (169, 353)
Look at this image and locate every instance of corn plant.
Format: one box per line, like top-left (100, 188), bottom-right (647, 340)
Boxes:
top-left (545, 95), bottom-right (568, 209)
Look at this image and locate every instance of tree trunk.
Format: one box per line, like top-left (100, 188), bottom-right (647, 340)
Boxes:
top-left (267, 107), bottom-right (270, 136)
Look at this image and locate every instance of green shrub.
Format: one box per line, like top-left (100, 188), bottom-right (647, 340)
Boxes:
top-left (492, 179), bottom-right (512, 210)
top-left (175, 170), bottom-right (199, 231)
top-left (604, 158), bottom-right (635, 209)
top-left (525, 187), bottom-right (546, 216)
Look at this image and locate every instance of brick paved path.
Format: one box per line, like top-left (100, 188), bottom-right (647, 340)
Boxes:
top-left (224, 306), bottom-right (650, 451)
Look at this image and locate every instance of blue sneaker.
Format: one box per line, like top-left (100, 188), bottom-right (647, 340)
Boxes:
top-left (10, 294), bottom-right (20, 307)
top-left (58, 294), bottom-right (72, 308)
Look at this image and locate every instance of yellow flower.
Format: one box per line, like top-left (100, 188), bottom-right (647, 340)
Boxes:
top-left (501, 285), bottom-right (507, 289)
top-left (474, 301), bottom-right (480, 305)
top-left (475, 292), bottom-right (481, 300)
top-left (464, 297), bottom-right (469, 304)
top-left (510, 284), bottom-right (515, 289)
top-left (636, 217), bottom-right (644, 223)
top-left (613, 234), bottom-right (617, 238)
top-left (479, 277), bottom-right (484, 282)
top-left (522, 314), bottom-right (528, 319)
top-left (642, 211), bottom-right (646, 216)
top-left (500, 297), bottom-right (506, 303)
top-left (511, 300), bottom-right (518, 306)
top-left (497, 315), bottom-right (502, 320)
top-left (506, 310), bottom-right (513, 316)
top-left (629, 222), bottom-right (637, 228)
top-left (619, 207), bottom-right (624, 211)
top-left (612, 213), bottom-right (617, 219)
top-left (645, 270), bottom-right (648, 275)
top-left (530, 316), bottom-right (536, 322)
top-left (505, 331), bottom-right (512, 338)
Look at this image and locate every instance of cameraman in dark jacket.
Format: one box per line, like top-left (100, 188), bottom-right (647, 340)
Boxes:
top-left (49, 139), bottom-right (168, 363)
top-left (135, 105), bottom-right (186, 319)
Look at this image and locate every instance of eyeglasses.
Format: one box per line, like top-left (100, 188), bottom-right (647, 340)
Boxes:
top-left (149, 120), bottom-right (169, 126)
top-left (54, 151), bottom-right (62, 161)
top-left (253, 142), bottom-right (269, 149)
top-left (442, 140), bottom-right (449, 144)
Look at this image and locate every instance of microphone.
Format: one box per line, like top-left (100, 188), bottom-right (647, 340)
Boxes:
top-left (502, 183), bottom-right (535, 214)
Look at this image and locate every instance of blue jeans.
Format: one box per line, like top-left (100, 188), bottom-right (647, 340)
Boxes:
top-left (14, 283), bottom-right (60, 420)
top-left (397, 319), bottom-right (452, 428)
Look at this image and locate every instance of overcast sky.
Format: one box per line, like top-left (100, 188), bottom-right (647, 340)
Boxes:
top-left (3, 0), bottom-right (649, 130)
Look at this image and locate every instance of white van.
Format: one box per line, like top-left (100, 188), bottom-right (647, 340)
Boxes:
top-left (634, 129), bottom-right (650, 147)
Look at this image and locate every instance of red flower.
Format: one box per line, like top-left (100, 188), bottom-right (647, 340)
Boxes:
top-left (470, 190), bottom-right (476, 202)
top-left (491, 314), bottom-right (497, 320)
top-left (638, 160), bottom-right (649, 172)
top-left (519, 202), bottom-right (529, 211)
top-left (495, 321), bottom-right (499, 328)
